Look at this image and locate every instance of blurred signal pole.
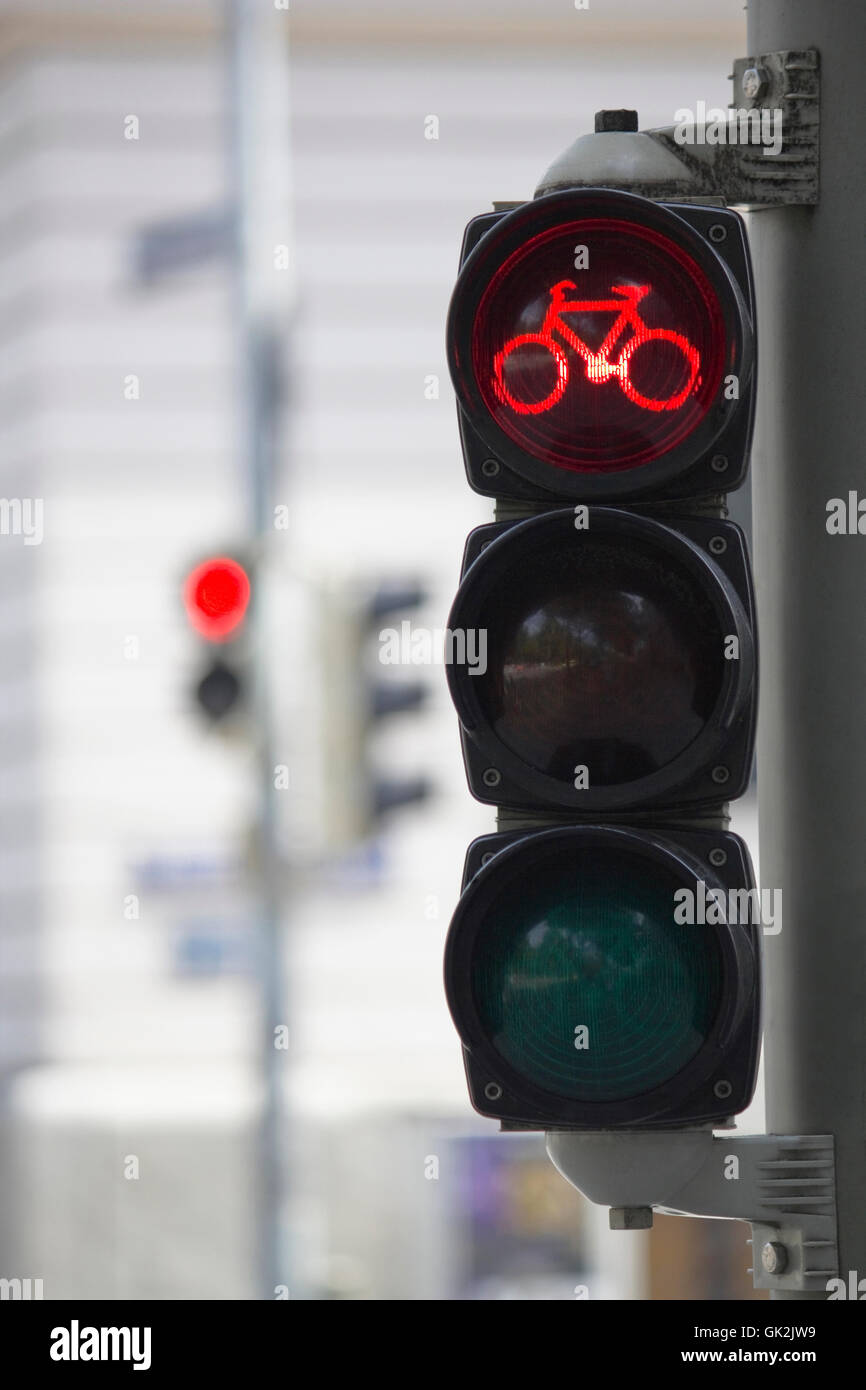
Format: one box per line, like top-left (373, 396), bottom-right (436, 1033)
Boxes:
top-left (226, 0), bottom-right (295, 1300)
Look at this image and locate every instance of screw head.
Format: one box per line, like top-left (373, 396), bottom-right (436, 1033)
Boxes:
top-left (710, 454), bottom-right (729, 473)
top-left (761, 1240), bottom-right (788, 1275)
top-left (708, 224), bottom-right (727, 244)
top-left (481, 458), bottom-right (500, 478)
top-left (484, 1082), bottom-right (502, 1102)
top-left (742, 66), bottom-right (767, 101)
top-left (480, 851), bottom-right (495, 866)
top-left (711, 765), bottom-right (730, 785)
top-left (708, 535), bottom-right (728, 555)
top-left (708, 847), bottom-right (728, 867)
top-left (713, 1079), bottom-right (733, 1100)
top-left (482, 768), bottom-right (501, 788)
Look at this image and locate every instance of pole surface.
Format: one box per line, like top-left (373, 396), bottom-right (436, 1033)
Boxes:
top-left (748, 0), bottom-right (866, 1298)
top-left (227, 0), bottom-right (290, 1299)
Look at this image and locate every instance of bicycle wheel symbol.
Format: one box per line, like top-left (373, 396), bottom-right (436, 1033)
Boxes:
top-left (491, 283), bottom-right (701, 416)
top-left (492, 334), bottom-right (570, 416)
top-left (616, 329), bottom-right (701, 413)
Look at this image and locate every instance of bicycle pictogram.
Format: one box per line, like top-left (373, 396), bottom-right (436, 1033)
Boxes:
top-left (492, 280), bottom-right (701, 416)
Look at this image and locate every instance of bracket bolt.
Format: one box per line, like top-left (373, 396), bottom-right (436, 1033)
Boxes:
top-left (609, 1206), bottom-right (654, 1230)
top-left (742, 66), bottom-right (768, 101)
top-left (761, 1241), bottom-right (788, 1275)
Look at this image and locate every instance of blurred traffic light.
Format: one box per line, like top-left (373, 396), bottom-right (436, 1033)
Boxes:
top-left (183, 555), bottom-right (252, 723)
top-left (316, 579), bottom-right (432, 851)
top-left (444, 187), bottom-right (760, 1130)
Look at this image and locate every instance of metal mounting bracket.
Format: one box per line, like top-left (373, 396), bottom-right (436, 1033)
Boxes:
top-left (535, 50), bottom-right (819, 209)
top-left (546, 1128), bottom-right (837, 1294)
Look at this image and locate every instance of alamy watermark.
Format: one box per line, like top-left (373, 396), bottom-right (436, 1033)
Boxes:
top-left (674, 881), bottom-right (782, 936)
top-left (379, 621), bottom-right (487, 676)
top-left (0, 497), bottom-right (43, 545)
top-left (50, 1321), bottom-right (151, 1371)
top-left (674, 102), bottom-right (783, 158)
top-left (0, 1275), bottom-right (43, 1299)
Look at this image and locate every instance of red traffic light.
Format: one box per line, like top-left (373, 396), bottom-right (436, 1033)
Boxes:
top-left (476, 221), bottom-right (723, 472)
top-left (447, 189), bottom-right (754, 501)
top-left (183, 557), bottom-right (251, 641)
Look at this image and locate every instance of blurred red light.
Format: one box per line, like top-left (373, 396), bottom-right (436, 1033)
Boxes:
top-left (184, 557), bottom-right (251, 641)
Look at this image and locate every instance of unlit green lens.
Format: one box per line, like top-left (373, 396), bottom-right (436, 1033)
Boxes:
top-left (472, 849), bottom-right (722, 1102)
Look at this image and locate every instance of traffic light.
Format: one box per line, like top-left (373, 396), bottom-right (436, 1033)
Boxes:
top-left (444, 186), bottom-right (760, 1130)
top-left (183, 554), bottom-right (253, 722)
top-left (313, 579), bottom-right (433, 852)
top-left (447, 189), bottom-right (754, 503)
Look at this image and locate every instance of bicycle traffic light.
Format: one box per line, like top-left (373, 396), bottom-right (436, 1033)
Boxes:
top-left (447, 188), bottom-right (754, 503)
top-left (443, 185), bottom-right (760, 1131)
top-left (183, 554), bottom-right (253, 722)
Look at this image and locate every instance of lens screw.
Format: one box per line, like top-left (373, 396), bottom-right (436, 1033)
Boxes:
top-left (481, 458), bottom-right (500, 478)
top-left (709, 223), bottom-right (727, 243)
top-left (484, 1082), bottom-right (503, 1102)
top-left (482, 768), bottom-right (501, 788)
top-left (714, 1079), bottom-right (733, 1100)
top-left (708, 847), bottom-right (728, 867)
top-left (708, 535), bottom-right (728, 555)
top-left (711, 765), bottom-right (730, 785)
top-left (710, 454), bottom-right (729, 473)
top-left (761, 1241), bottom-right (789, 1276)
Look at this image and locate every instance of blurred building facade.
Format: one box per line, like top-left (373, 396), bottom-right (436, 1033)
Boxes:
top-left (0, 0), bottom-right (760, 1300)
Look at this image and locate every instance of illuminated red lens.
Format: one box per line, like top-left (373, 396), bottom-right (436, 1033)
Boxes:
top-left (184, 557), bottom-right (251, 641)
top-left (471, 218), bottom-right (728, 472)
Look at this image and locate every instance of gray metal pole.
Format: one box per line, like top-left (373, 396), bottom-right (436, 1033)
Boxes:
top-left (227, 0), bottom-right (290, 1299)
top-left (748, 0), bottom-right (866, 1298)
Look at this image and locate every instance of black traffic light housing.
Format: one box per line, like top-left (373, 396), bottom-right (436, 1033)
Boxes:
top-left (183, 553), bottom-right (253, 725)
top-left (443, 184), bottom-right (761, 1134)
